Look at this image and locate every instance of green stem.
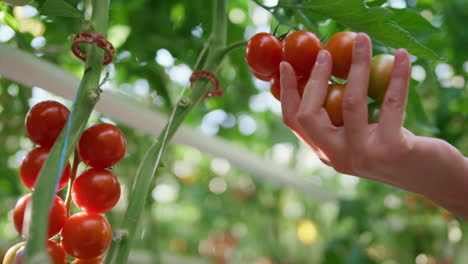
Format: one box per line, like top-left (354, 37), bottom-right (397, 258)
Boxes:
top-left (64, 149), bottom-right (80, 218)
top-left (23, 0), bottom-right (109, 263)
top-left (104, 0), bottom-right (228, 263)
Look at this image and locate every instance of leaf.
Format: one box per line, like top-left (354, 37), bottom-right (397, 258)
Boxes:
top-left (278, 0), bottom-right (441, 60)
top-left (406, 80), bottom-right (438, 133)
top-left (389, 7), bottom-right (438, 36)
top-left (365, 0), bottom-right (387, 8)
top-left (40, 0), bottom-right (81, 18)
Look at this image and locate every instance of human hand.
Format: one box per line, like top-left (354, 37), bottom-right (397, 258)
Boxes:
top-left (279, 33), bottom-right (468, 217)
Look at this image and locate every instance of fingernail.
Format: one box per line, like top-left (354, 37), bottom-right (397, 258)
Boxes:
top-left (394, 49), bottom-right (407, 65)
top-left (280, 61), bottom-right (287, 75)
top-left (354, 33), bottom-right (368, 51)
top-left (316, 50), bottom-right (328, 65)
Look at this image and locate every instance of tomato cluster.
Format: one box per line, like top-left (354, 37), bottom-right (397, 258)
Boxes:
top-left (5, 100), bottom-right (126, 264)
top-left (246, 31), bottom-right (397, 125)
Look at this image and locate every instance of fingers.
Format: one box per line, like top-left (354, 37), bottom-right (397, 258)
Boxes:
top-left (280, 61), bottom-right (301, 130)
top-left (342, 33), bottom-right (372, 151)
top-left (296, 50), bottom-right (336, 148)
top-left (377, 49), bottom-right (411, 141)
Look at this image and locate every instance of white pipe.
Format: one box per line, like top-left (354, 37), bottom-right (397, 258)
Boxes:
top-left (0, 43), bottom-right (336, 201)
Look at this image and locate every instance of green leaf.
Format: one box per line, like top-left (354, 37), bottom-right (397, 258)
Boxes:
top-left (365, 0), bottom-right (387, 8)
top-left (406, 81), bottom-right (439, 133)
top-left (278, 0), bottom-right (441, 60)
top-left (41, 0), bottom-right (82, 18)
top-left (389, 7), bottom-right (438, 36)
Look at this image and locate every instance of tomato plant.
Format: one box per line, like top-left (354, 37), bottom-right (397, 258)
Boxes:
top-left (61, 213), bottom-right (112, 259)
top-left (13, 193), bottom-right (66, 238)
top-left (78, 123), bottom-right (126, 169)
top-left (282, 31), bottom-right (322, 77)
top-left (252, 70), bottom-right (273, 82)
top-left (19, 147), bottom-right (70, 190)
top-left (11, 241), bottom-right (66, 264)
top-left (72, 168), bottom-right (121, 214)
top-left (25, 101), bottom-right (70, 148)
top-left (368, 54), bottom-right (394, 101)
top-left (325, 31), bottom-right (357, 80)
top-left (368, 101), bottom-right (382, 123)
top-left (245, 33), bottom-right (282, 77)
top-left (324, 83), bottom-right (345, 126)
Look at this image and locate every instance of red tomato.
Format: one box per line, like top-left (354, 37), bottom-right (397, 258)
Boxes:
top-left (61, 213), bottom-right (112, 259)
top-left (72, 168), bottom-right (121, 214)
top-left (25, 101), bottom-right (70, 148)
top-left (282, 31), bottom-right (322, 77)
top-left (251, 69), bottom-right (273, 82)
top-left (70, 258), bottom-right (103, 264)
top-left (324, 83), bottom-right (345, 126)
top-left (324, 31), bottom-right (357, 80)
top-left (245, 33), bottom-right (282, 77)
top-left (368, 54), bottom-right (394, 101)
top-left (270, 75), bottom-right (281, 101)
top-left (13, 193), bottom-right (67, 238)
top-left (19, 147), bottom-right (70, 190)
top-left (12, 240), bottom-right (66, 264)
top-left (78, 123), bottom-right (126, 169)
top-left (270, 75), bottom-right (308, 101)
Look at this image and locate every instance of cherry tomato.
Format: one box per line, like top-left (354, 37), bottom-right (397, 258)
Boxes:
top-left (324, 83), bottom-right (345, 126)
top-left (12, 241), bottom-right (66, 264)
top-left (19, 147), bottom-right (70, 190)
top-left (251, 69), bottom-right (273, 82)
top-left (70, 258), bottom-right (103, 264)
top-left (368, 54), bottom-right (394, 101)
top-left (78, 123), bottom-right (126, 169)
top-left (270, 75), bottom-right (281, 101)
top-left (368, 101), bottom-right (382, 123)
top-left (324, 31), bottom-right (357, 80)
top-left (282, 31), bottom-right (322, 77)
top-left (61, 213), bottom-right (112, 259)
top-left (245, 33), bottom-right (282, 77)
top-left (270, 75), bottom-right (308, 101)
top-left (25, 101), bottom-right (70, 148)
top-left (72, 168), bottom-right (121, 214)
top-left (13, 193), bottom-right (67, 238)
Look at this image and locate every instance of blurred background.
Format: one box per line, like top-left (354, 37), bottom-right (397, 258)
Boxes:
top-left (0, 0), bottom-right (467, 263)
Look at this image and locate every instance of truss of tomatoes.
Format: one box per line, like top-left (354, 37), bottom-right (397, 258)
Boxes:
top-left (4, 100), bottom-right (126, 264)
top-left (246, 31), bottom-right (397, 126)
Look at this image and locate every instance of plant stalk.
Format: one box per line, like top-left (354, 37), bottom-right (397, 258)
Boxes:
top-left (23, 0), bottom-right (109, 263)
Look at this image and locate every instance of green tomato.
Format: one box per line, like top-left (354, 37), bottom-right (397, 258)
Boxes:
top-left (368, 101), bottom-right (381, 124)
top-left (368, 54), bottom-right (394, 101)
top-left (2, 242), bottom-right (26, 264)
top-left (1, 0), bottom-right (32, 6)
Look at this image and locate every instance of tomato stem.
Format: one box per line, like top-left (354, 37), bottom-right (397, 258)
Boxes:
top-left (64, 149), bottom-right (81, 218)
top-left (23, 0), bottom-right (110, 262)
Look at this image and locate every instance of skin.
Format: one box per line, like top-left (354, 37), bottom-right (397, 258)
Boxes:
top-left (279, 33), bottom-right (468, 220)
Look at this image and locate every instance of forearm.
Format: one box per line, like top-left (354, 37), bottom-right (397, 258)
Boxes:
top-left (401, 136), bottom-right (468, 220)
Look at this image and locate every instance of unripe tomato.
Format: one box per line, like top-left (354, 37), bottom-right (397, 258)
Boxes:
top-left (282, 31), bottom-right (322, 77)
top-left (12, 241), bottom-right (66, 264)
top-left (19, 147), bottom-right (71, 191)
top-left (70, 258), bottom-right (103, 264)
top-left (78, 123), bottom-right (126, 169)
top-left (368, 54), bottom-right (394, 101)
top-left (72, 168), bottom-right (121, 214)
top-left (245, 33), bottom-right (282, 77)
top-left (25, 101), bottom-right (70, 148)
top-left (368, 101), bottom-right (381, 123)
top-left (13, 194), bottom-right (67, 238)
top-left (2, 242), bottom-right (26, 264)
top-left (324, 31), bottom-right (357, 80)
top-left (61, 213), bottom-right (112, 259)
top-left (324, 83), bottom-right (345, 126)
